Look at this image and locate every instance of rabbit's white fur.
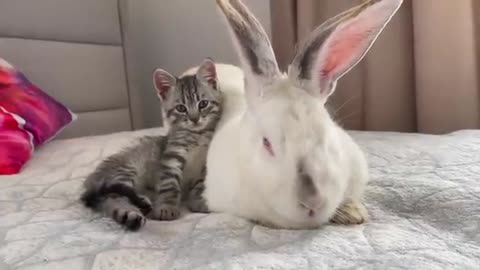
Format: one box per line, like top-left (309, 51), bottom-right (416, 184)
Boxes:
top-left (205, 77), bottom-right (368, 229)
top-left (199, 0), bottom-right (403, 229)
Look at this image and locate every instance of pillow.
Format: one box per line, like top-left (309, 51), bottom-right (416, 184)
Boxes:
top-left (0, 108), bottom-right (33, 175)
top-left (0, 58), bottom-right (76, 146)
top-left (0, 58), bottom-right (76, 174)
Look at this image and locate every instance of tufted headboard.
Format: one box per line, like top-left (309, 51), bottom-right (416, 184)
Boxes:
top-left (0, 0), bottom-right (272, 139)
top-left (0, 0), bottom-right (135, 139)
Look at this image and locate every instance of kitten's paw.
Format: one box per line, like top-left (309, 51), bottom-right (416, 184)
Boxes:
top-left (112, 208), bottom-right (146, 231)
top-left (148, 204), bottom-right (181, 221)
top-left (135, 195), bottom-right (153, 215)
top-left (187, 200), bottom-right (210, 213)
top-left (330, 200), bottom-right (368, 225)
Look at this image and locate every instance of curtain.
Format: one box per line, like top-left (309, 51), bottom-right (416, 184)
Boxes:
top-left (271, 0), bottom-right (480, 134)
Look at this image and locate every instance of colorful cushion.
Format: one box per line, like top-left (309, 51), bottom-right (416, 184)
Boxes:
top-left (0, 58), bottom-right (76, 174)
top-left (0, 108), bottom-right (33, 175)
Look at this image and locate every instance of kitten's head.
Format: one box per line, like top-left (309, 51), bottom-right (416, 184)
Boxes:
top-left (153, 59), bottom-right (223, 131)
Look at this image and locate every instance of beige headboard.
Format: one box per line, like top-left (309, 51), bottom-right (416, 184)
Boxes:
top-left (0, 0), bottom-right (272, 139)
top-left (0, 0), bottom-right (134, 139)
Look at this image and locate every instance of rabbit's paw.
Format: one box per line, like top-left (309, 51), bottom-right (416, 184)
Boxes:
top-left (330, 200), bottom-right (368, 225)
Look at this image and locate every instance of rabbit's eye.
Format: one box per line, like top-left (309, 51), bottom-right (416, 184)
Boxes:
top-left (263, 137), bottom-right (275, 156)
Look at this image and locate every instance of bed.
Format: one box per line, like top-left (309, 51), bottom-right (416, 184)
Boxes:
top-left (1, 128), bottom-right (479, 269)
top-left (1, 0), bottom-right (479, 269)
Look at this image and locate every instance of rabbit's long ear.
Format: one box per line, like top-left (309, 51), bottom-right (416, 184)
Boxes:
top-left (289, 0), bottom-right (403, 98)
top-left (216, 0), bottom-right (280, 88)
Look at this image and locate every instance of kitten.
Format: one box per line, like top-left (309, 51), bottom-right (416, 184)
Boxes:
top-left (80, 59), bottom-right (223, 230)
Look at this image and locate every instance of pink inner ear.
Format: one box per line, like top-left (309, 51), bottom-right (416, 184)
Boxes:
top-left (202, 64), bottom-right (218, 89)
top-left (155, 76), bottom-right (172, 100)
top-left (320, 25), bottom-right (368, 79)
top-left (311, 0), bottom-right (402, 95)
top-left (205, 65), bottom-right (217, 78)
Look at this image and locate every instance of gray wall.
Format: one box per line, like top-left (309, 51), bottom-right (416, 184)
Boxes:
top-left (120, 0), bottom-right (272, 129)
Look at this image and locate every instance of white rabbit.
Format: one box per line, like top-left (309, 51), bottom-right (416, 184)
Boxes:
top-left (202, 0), bottom-right (403, 229)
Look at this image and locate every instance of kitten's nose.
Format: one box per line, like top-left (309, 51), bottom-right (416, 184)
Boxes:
top-left (189, 115), bottom-right (200, 124)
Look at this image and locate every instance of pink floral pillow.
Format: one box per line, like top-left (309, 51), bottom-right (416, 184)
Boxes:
top-left (0, 58), bottom-right (76, 174)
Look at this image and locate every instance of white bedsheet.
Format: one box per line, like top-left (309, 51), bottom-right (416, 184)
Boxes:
top-left (1, 128), bottom-right (479, 270)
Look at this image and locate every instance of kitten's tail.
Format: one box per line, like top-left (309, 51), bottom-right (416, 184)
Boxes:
top-left (80, 182), bottom-right (152, 213)
top-left (80, 182), bottom-right (152, 231)
top-left (80, 166), bottom-right (152, 231)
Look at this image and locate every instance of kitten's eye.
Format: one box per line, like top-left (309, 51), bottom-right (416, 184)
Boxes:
top-left (175, 104), bottom-right (187, 113)
top-left (198, 100), bottom-right (209, 110)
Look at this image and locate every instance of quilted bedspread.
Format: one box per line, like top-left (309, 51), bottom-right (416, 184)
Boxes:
top-left (0, 128), bottom-right (479, 270)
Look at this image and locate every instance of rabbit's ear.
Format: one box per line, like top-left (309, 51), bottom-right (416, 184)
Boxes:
top-left (289, 0), bottom-right (403, 98)
top-left (196, 58), bottom-right (218, 90)
top-left (216, 0), bottom-right (280, 88)
top-left (153, 68), bottom-right (176, 102)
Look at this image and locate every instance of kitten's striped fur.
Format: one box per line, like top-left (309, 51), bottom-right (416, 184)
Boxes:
top-left (81, 60), bottom-right (223, 230)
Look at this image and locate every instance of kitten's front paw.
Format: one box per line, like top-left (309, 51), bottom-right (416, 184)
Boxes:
top-left (330, 200), bottom-right (368, 225)
top-left (187, 200), bottom-right (210, 213)
top-left (112, 208), bottom-right (146, 231)
top-left (135, 195), bottom-right (153, 215)
top-left (148, 204), bottom-right (181, 221)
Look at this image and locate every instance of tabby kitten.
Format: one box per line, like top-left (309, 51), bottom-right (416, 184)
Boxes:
top-left (81, 59), bottom-right (223, 230)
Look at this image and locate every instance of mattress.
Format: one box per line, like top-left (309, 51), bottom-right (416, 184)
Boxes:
top-left (1, 128), bottom-right (479, 270)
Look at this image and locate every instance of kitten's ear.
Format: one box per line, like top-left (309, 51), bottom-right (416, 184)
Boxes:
top-left (153, 68), bottom-right (176, 101)
top-left (196, 58), bottom-right (218, 90)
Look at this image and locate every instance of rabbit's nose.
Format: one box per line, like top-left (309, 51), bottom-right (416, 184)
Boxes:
top-left (299, 199), bottom-right (322, 218)
top-left (302, 196), bottom-right (324, 210)
top-left (297, 159), bottom-right (318, 195)
top-left (298, 172), bottom-right (318, 197)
